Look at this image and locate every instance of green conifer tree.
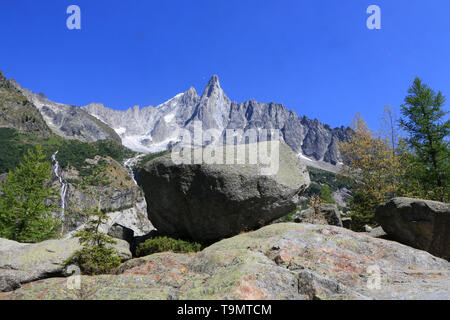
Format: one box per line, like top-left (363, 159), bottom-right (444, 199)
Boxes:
top-left (0, 145), bottom-right (60, 242)
top-left (400, 78), bottom-right (449, 201)
top-left (64, 208), bottom-right (121, 275)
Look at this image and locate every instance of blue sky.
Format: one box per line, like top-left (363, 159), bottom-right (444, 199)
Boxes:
top-left (0, 0), bottom-right (448, 130)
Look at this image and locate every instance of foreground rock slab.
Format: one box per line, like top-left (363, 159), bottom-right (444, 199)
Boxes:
top-left (0, 237), bottom-right (132, 292)
top-left (376, 197), bottom-right (450, 260)
top-left (138, 142), bottom-right (310, 242)
top-left (1, 223), bottom-right (449, 300)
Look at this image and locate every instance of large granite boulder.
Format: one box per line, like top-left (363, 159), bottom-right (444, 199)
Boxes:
top-left (1, 223), bottom-right (449, 300)
top-left (137, 142), bottom-right (310, 242)
top-left (0, 237), bottom-right (132, 292)
top-left (376, 197), bottom-right (450, 260)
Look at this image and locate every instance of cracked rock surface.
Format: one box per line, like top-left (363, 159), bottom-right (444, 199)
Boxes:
top-left (1, 223), bottom-right (449, 300)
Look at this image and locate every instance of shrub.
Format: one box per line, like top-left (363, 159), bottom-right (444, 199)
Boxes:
top-left (319, 185), bottom-right (335, 204)
top-left (137, 150), bottom-right (170, 167)
top-left (305, 183), bottom-right (322, 197)
top-left (64, 246), bottom-right (121, 276)
top-left (307, 166), bottom-right (354, 192)
top-left (136, 236), bottom-right (202, 257)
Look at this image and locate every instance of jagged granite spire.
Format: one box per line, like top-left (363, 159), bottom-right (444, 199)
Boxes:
top-left (202, 75), bottom-right (221, 99)
top-left (188, 75), bottom-right (230, 130)
top-left (181, 87), bottom-right (200, 106)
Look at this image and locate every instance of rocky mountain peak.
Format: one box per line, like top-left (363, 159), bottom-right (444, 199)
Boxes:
top-left (180, 87), bottom-right (200, 106)
top-left (0, 72), bottom-right (52, 137)
top-left (0, 71), bottom-right (10, 88)
top-left (186, 86), bottom-right (197, 96)
top-left (202, 74), bottom-right (222, 99)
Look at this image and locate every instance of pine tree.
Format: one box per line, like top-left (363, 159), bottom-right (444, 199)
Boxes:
top-left (64, 208), bottom-right (121, 275)
top-left (399, 78), bottom-right (449, 201)
top-left (73, 208), bottom-right (116, 248)
top-left (0, 145), bottom-right (60, 242)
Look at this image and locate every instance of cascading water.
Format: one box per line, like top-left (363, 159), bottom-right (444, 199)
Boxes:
top-left (124, 156), bottom-right (141, 185)
top-left (51, 151), bottom-right (68, 222)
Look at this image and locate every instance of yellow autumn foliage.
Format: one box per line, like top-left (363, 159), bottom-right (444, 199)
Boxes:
top-left (339, 112), bottom-right (406, 229)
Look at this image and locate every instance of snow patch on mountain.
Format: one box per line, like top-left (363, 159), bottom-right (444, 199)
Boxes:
top-left (114, 127), bottom-right (127, 135)
top-left (164, 113), bottom-right (176, 123)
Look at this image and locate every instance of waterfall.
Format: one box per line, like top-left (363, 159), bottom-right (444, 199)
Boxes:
top-left (51, 151), bottom-right (68, 222)
top-left (124, 156), bottom-right (139, 185)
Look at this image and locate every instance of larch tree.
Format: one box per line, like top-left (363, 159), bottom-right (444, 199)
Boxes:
top-left (339, 114), bottom-right (399, 230)
top-left (0, 145), bottom-right (60, 242)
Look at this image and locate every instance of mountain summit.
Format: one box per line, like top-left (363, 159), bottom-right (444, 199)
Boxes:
top-left (82, 75), bottom-right (352, 169)
top-left (1, 71), bottom-right (352, 170)
top-left (202, 75), bottom-right (222, 99)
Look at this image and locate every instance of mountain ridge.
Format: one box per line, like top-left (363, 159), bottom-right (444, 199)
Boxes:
top-left (1, 71), bottom-right (352, 170)
top-left (83, 75), bottom-right (352, 169)
top-left (0, 71), bottom-right (52, 138)
top-left (7, 76), bottom-right (121, 144)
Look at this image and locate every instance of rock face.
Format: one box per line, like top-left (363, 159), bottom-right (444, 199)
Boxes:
top-left (2, 223), bottom-right (449, 300)
top-left (138, 142), bottom-right (310, 242)
top-left (0, 237), bottom-right (132, 292)
top-left (293, 204), bottom-right (343, 227)
top-left (82, 75), bottom-right (352, 167)
top-left (8, 76), bottom-right (121, 143)
top-left (108, 224), bottom-right (134, 245)
top-left (0, 71), bottom-right (51, 138)
top-left (57, 156), bottom-right (153, 236)
top-left (332, 188), bottom-right (352, 207)
top-left (376, 197), bottom-right (450, 260)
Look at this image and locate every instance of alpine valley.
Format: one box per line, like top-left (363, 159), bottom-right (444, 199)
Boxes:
top-left (0, 70), bottom-right (353, 234)
top-left (2, 70), bottom-right (449, 300)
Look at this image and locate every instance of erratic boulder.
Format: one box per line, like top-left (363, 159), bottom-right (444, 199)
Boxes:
top-left (2, 223), bottom-right (449, 300)
top-left (376, 197), bottom-right (450, 260)
top-left (137, 142), bottom-right (310, 242)
top-left (0, 237), bottom-right (132, 292)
